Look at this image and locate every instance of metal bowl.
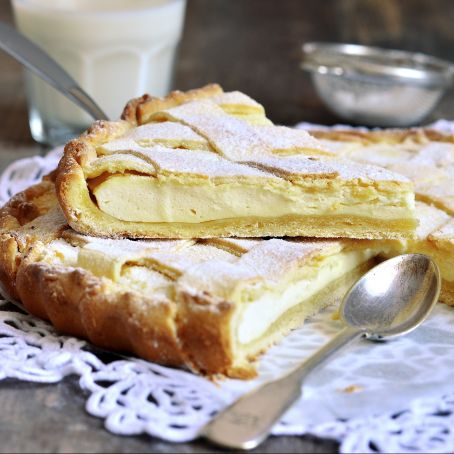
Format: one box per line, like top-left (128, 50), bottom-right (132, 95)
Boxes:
top-left (301, 42), bottom-right (454, 127)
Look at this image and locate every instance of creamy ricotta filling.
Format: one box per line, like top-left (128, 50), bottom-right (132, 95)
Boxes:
top-left (42, 240), bottom-right (79, 266)
top-left (237, 249), bottom-right (377, 344)
top-left (90, 174), bottom-right (414, 223)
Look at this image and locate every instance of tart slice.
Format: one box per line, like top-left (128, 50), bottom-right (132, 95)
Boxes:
top-left (56, 84), bottom-right (417, 239)
top-left (0, 178), bottom-right (380, 378)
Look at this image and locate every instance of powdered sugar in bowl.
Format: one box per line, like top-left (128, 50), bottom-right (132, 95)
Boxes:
top-left (301, 42), bottom-right (454, 127)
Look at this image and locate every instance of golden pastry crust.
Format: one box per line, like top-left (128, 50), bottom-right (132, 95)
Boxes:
top-left (0, 175), bottom-right (62, 299)
top-left (0, 181), bottom-right (202, 372)
top-left (0, 174), bottom-right (56, 230)
top-left (56, 85), bottom-right (416, 240)
top-left (16, 262), bottom-right (185, 366)
top-left (122, 83), bottom-right (224, 125)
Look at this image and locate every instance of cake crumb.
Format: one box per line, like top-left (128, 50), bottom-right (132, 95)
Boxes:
top-left (338, 385), bottom-right (364, 394)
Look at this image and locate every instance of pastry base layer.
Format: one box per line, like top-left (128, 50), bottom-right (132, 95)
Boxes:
top-left (64, 202), bottom-right (417, 240)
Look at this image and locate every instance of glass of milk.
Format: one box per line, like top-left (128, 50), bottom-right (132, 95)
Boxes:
top-left (11, 0), bottom-right (187, 146)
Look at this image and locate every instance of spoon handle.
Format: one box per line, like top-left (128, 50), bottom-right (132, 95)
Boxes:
top-left (202, 326), bottom-right (362, 451)
top-left (0, 21), bottom-right (108, 121)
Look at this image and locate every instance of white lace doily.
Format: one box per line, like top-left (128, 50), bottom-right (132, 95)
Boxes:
top-left (1, 132), bottom-right (454, 453)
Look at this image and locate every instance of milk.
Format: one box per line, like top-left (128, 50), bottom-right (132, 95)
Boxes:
top-left (12, 0), bottom-right (187, 144)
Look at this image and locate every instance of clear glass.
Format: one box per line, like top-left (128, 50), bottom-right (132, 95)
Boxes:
top-left (11, 0), bottom-right (187, 146)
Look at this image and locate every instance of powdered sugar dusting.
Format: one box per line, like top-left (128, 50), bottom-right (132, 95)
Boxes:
top-left (118, 266), bottom-right (173, 298)
top-left (59, 225), bottom-right (351, 299)
top-left (247, 155), bottom-right (410, 182)
top-left (16, 207), bottom-right (68, 242)
top-left (177, 237), bottom-right (348, 298)
top-left (206, 238), bottom-right (262, 254)
top-left (244, 155), bottom-right (338, 179)
top-left (105, 122), bottom-right (210, 149)
top-left (239, 238), bottom-right (342, 281)
top-left (409, 142), bottom-right (454, 167)
top-left (80, 237), bottom-right (190, 267)
top-left (97, 96), bottom-right (410, 186)
top-left (177, 259), bottom-right (259, 299)
top-left (63, 230), bottom-right (191, 251)
top-left (126, 122), bottom-right (207, 142)
top-left (211, 91), bottom-right (265, 112)
top-left (152, 100), bottom-right (273, 161)
top-left (133, 145), bottom-right (275, 178)
top-left (255, 125), bottom-right (333, 155)
top-left (310, 133), bottom-right (454, 211)
top-left (414, 202), bottom-right (451, 240)
top-left (332, 159), bottom-right (410, 182)
top-left (100, 142), bottom-right (274, 178)
top-left (429, 217), bottom-right (454, 242)
top-left (416, 170), bottom-right (454, 213)
top-left (84, 153), bottom-right (157, 177)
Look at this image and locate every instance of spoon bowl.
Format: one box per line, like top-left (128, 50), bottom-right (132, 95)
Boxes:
top-left (340, 253), bottom-right (441, 340)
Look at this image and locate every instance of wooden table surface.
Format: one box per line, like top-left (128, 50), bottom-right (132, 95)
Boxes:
top-left (0, 1), bottom-right (453, 452)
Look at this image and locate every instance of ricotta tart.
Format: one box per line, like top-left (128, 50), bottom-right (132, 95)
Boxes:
top-left (0, 179), bottom-right (380, 378)
top-left (56, 84), bottom-right (417, 239)
top-left (0, 181), bottom-right (453, 379)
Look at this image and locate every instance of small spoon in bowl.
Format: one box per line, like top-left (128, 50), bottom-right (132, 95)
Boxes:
top-left (202, 253), bottom-right (441, 451)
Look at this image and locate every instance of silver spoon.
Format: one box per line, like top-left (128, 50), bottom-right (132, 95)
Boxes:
top-left (0, 21), bottom-right (108, 121)
top-left (202, 253), bottom-right (441, 451)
